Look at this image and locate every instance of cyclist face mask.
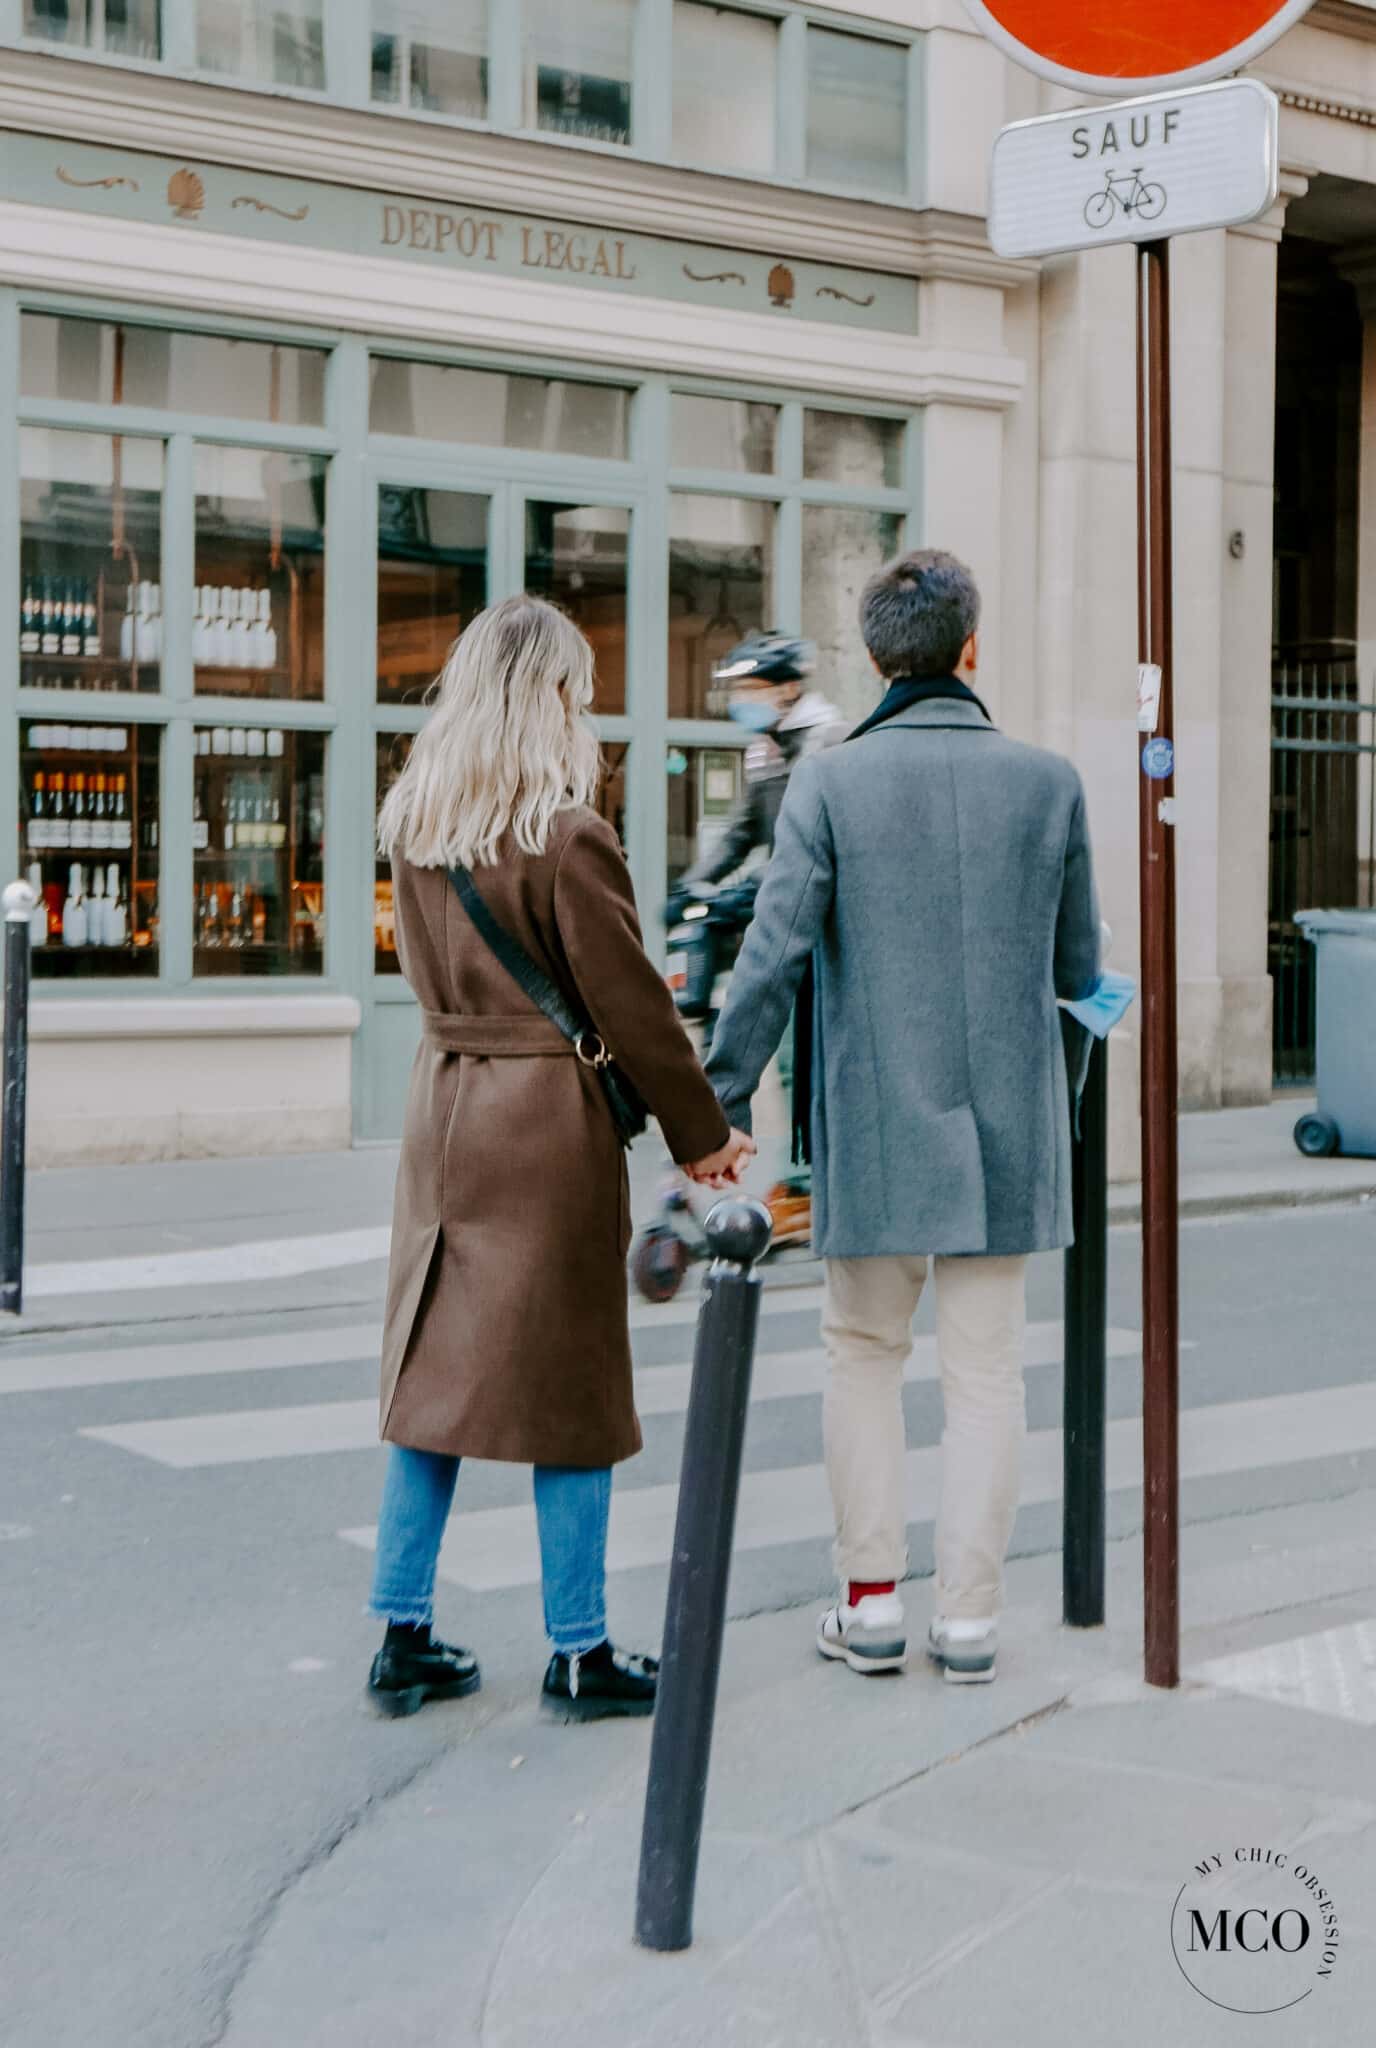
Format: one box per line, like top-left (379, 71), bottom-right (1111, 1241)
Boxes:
top-left (729, 699), bottom-right (781, 732)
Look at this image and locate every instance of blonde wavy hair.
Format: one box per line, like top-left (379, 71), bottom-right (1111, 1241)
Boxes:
top-left (377, 594), bottom-right (602, 869)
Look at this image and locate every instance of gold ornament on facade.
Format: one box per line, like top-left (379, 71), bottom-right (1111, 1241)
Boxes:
top-left (231, 195), bottom-right (310, 223)
top-left (167, 168), bottom-right (205, 219)
top-left (767, 262), bottom-right (795, 308)
top-left (56, 167), bottom-right (141, 192)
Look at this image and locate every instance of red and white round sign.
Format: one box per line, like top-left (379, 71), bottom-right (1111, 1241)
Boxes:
top-left (961, 0), bottom-right (1315, 96)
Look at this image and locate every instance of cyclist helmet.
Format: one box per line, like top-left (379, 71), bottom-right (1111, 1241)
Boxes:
top-left (713, 632), bottom-right (816, 687)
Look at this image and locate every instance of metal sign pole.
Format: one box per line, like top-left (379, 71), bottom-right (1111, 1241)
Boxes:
top-left (1136, 240), bottom-right (1181, 1689)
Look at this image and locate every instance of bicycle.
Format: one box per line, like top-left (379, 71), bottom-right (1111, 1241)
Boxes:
top-left (1083, 166), bottom-right (1166, 231)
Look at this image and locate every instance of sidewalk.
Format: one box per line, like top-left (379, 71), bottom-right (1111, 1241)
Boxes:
top-left (6, 1095), bottom-right (1374, 1334)
top-left (215, 1484), bottom-right (1376, 2047)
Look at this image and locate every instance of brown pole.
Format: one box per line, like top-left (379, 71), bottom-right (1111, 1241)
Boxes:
top-left (1136, 239), bottom-right (1180, 1689)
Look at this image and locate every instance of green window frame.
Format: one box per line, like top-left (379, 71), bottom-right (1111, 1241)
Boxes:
top-left (1, 0), bottom-right (925, 206)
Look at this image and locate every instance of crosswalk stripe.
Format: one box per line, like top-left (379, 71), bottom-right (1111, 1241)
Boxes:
top-left (0, 1325), bottom-right (386, 1396)
top-left (337, 1375), bottom-right (1376, 1590)
top-left (76, 1322), bottom-right (1144, 1465)
top-left (23, 1227), bottom-right (392, 1300)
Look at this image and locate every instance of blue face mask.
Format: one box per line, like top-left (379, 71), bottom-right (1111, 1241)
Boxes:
top-left (729, 701), bottom-right (780, 733)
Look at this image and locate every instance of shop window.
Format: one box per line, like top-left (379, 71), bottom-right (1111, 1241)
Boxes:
top-left (805, 26), bottom-right (906, 195)
top-left (19, 427), bottom-right (163, 696)
top-left (376, 486), bottom-right (488, 707)
top-left (193, 445), bottom-right (326, 701)
top-left (22, 0), bottom-right (160, 58)
top-left (599, 742), bottom-right (630, 850)
top-left (667, 744), bottom-right (744, 890)
top-left (526, 0), bottom-right (634, 148)
top-left (371, 0), bottom-right (487, 118)
top-left (196, 0), bottom-right (324, 90)
top-left (803, 409), bottom-right (905, 491)
top-left (369, 359), bottom-right (631, 461)
top-left (671, 3), bottom-right (776, 175)
top-left (801, 506), bottom-right (902, 724)
top-left (524, 501), bottom-right (630, 716)
top-left (19, 317), bottom-right (326, 427)
top-left (668, 493), bottom-right (776, 719)
top-left (374, 729), bottom-right (412, 973)
top-left (20, 719), bottom-right (161, 978)
top-left (671, 394), bottom-right (777, 476)
top-left (193, 725), bottom-right (324, 975)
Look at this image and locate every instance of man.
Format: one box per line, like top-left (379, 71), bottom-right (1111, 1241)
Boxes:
top-left (706, 551), bottom-right (1100, 1684)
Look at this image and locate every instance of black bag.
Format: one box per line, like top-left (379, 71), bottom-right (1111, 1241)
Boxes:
top-left (445, 864), bottom-right (649, 1149)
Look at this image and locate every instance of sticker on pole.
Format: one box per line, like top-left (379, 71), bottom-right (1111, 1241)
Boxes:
top-left (960, 1), bottom-right (1316, 97)
top-left (989, 80), bottom-right (1279, 261)
top-left (1142, 738), bottom-right (1174, 780)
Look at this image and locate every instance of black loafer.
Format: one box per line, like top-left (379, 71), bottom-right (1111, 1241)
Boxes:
top-left (368, 1633), bottom-right (481, 1718)
top-left (541, 1640), bottom-right (658, 1723)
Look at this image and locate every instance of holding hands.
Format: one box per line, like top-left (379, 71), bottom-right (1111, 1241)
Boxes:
top-left (684, 1128), bottom-right (756, 1189)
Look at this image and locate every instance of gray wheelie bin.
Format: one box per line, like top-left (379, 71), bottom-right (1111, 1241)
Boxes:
top-left (1293, 909), bottom-right (1376, 1159)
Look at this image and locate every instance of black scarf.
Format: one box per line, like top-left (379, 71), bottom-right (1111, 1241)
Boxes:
top-left (789, 676), bottom-right (992, 1167)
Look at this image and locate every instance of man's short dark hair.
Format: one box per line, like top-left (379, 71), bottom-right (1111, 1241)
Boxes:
top-left (860, 549), bottom-right (981, 679)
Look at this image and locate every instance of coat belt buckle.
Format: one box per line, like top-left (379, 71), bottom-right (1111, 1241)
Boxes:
top-left (575, 1032), bottom-right (610, 1069)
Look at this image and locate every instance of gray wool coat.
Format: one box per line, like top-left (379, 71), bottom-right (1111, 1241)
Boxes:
top-left (705, 699), bottom-right (1101, 1258)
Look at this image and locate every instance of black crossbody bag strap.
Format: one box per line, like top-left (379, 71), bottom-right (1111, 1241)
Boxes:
top-left (445, 863), bottom-right (592, 1051)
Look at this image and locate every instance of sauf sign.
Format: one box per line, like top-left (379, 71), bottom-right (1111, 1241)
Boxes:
top-left (988, 79), bottom-right (1279, 259)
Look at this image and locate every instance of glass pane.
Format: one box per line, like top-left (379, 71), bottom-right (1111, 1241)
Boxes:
top-left (19, 428), bottom-right (162, 696)
top-left (371, 0), bottom-right (487, 118)
top-left (803, 409), bottom-right (904, 489)
top-left (369, 358), bottom-right (631, 459)
top-left (377, 486), bottom-right (488, 708)
top-left (668, 493), bottom-right (776, 719)
top-left (801, 506), bottom-right (903, 725)
top-left (20, 317), bottom-right (327, 425)
top-left (197, 1), bottom-right (325, 89)
top-left (670, 394), bottom-right (777, 475)
top-left (21, 719), bottom-right (161, 979)
top-left (526, 0), bottom-right (634, 147)
top-left (374, 729), bottom-right (412, 973)
top-left (23, 0), bottom-right (161, 58)
top-left (599, 741), bottom-right (630, 850)
top-left (806, 26), bottom-right (906, 195)
top-left (524, 502), bottom-right (629, 716)
top-left (672, 3), bottom-right (776, 174)
top-left (193, 726), bottom-right (325, 976)
top-left (667, 744), bottom-right (744, 890)
top-left (194, 445), bottom-right (326, 701)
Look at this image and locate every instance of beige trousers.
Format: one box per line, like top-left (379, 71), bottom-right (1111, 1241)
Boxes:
top-left (821, 1254), bottom-right (1029, 1620)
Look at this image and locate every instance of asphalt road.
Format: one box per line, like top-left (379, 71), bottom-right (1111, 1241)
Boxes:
top-left (3, 1198), bottom-right (1376, 2047)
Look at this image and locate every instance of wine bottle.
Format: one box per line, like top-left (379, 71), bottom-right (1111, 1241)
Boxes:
top-left (60, 579), bottom-right (80, 657)
top-left (48, 772), bottom-right (69, 851)
top-left (61, 864), bottom-right (87, 948)
top-left (201, 883), bottom-right (220, 949)
top-left (91, 771), bottom-right (111, 852)
top-left (111, 774), bottom-right (132, 852)
top-left (193, 783), bottom-right (209, 852)
top-left (28, 772), bottom-right (47, 853)
top-left (105, 864), bottom-right (126, 948)
top-left (120, 586), bottom-right (135, 664)
top-left (20, 579), bottom-right (39, 656)
top-left (83, 583), bottom-right (100, 660)
top-left (223, 789), bottom-right (236, 853)
top-left (27, 863), bottom-right (47, 948)
top-left (227, 885), bottom-right (244, 947)
top-left (267, 792), bottom-right (284, 849)
top-left (41, 580), bottom-right (60, 656)
top-left (88, 864), bottom-right (106, 946)
top-left (69, 772), bottom-right (90, 852)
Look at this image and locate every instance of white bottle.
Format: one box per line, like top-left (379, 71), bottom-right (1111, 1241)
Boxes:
top-left (88, 864), bottom-right (106, 946)
top-left (27, 864), bottom-right (46, 948)
top-left (148, 583), bottom-right (163, 663)
top-left (61, 864), bottom-right (87, 948)
top-left (231, 589), bottom-right (254, 670)
top-left (104, 864), bottom-right (126, 948)
top-left (192, 586), bottom-right (208, 667)
top-left (215, 588), bottom-right (235, 667)
top-left (119, 586), bottom-right (135, 664)
top-left (255, 588), bottom-right (277, 670)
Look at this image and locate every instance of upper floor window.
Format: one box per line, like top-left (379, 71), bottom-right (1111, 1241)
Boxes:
top-left (672, 3), bottom-right (777, 176)
top-left (805, 25), bottom-right (907, 196)
top-left (196, 0), bottom-right (325, 92)
top-left (371, 0), bottom-right (488, 120)
top-left (20, 316), bottom-right (327, 427)
top-left (525, 0), bottom-right (636, 149)
top-left (23, 0), bottom-right (160, 59)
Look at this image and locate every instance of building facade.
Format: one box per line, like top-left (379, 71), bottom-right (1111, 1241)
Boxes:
top-left (0, 0), bottom-right (1372, 1168)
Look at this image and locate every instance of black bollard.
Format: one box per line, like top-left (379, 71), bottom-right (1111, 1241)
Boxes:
top-left (1063, 1031), bottom-right (1108, 1627)
top-left (0, 880), bottom-right (36, 1317)
top-left (635, 1195), bottom-right (772, 1954)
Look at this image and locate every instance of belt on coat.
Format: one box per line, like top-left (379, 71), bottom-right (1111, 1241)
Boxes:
top-left (421, 1011), bottom-right (576, 1057)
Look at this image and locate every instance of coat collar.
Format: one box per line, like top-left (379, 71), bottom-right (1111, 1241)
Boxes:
top-left (870, 698), bottom-right (996, 733)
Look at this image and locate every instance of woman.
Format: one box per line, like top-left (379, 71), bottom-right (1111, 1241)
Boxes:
top-left (368, 594), bottom-right (753, 1722)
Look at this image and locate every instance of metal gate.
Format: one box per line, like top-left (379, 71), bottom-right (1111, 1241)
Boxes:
top-left (1269, 653), bottom-right (1376, 1081)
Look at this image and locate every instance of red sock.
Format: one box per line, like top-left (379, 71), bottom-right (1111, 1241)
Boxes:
top-left (848, 1580), bottom-right (896, 1606)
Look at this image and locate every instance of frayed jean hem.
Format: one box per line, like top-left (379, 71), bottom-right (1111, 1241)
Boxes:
top-left (367, 1597), bottom-right (434, 1627)
top-left (547, 1617), bottom-right (607, 1657)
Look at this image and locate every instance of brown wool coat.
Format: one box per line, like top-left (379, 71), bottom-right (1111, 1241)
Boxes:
top-left (379, 809), bottom-right (729, 1468)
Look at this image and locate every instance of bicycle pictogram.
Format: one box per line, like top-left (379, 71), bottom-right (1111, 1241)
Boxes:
top-left (1083, 166), bottom-right (1166, 230)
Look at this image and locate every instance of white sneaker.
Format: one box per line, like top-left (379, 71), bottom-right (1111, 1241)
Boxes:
top-left (816, 1592), bottom-right (908, 1675)
top-left (927, 1616), bottom-right (997, 1684)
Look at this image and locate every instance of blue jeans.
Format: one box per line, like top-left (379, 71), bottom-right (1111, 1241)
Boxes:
top-left (368, 1445), bottom-right (612, 1656)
